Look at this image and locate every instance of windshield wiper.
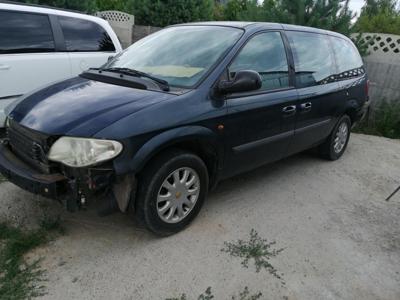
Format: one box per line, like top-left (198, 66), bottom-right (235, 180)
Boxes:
top-left (94, 67), bottom-right (170, 91)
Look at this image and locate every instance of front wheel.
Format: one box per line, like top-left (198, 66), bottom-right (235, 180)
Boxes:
top-left (134, 149), bottom-right (209, 236)
top-left (319, 115), bottom-right (351, 161)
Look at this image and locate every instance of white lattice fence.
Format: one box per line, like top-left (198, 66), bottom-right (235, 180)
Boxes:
top-left (357, 33), bottom-right (400, 55)
top-left (95, 11), bottom-right (135, 49)
top-left (352, 33), bottom-right (400, 108)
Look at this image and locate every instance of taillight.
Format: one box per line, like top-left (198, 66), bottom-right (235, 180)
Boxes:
top-left (365, 80), bottom-right (370, 98)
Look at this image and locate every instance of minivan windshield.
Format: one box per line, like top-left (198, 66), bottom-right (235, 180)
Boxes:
top-left (105, 26), bottom-right (243, 88)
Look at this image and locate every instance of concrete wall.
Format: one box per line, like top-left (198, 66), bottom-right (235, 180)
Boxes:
top-left (356, 33), bottom-right (400, 107)
top-left (131, 25), bottom-right (162, 43)
top-left (95, 11), bottom-right (135, 49)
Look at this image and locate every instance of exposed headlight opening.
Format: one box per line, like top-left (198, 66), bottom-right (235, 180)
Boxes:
top-left (48, 137), bottom-right (123, 168)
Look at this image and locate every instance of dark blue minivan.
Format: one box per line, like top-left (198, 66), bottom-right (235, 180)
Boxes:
top-left (0, 22), bottom-right (369, 235)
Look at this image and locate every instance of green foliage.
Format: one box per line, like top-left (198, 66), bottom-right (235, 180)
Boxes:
top-left (231, 287), bottom-right (262, 300)
top-left (95, 0), bottom-right (129, 12)
top-left (132, 0), bottom-right (214, 27)
top-left (14, 0), bottom-right (98, 13)
top-left (166, 286), bottom-right (262, 300)
top-left (0, 217), bottom-right (64, 299)
top-left (353, 101), bottom-right (400, 139)
top-left (351, 33), bottom-right (374, 57)
top-left (221, 229), bottom-right (284, 282)
top-left (354, 0), bottom-right (400, 34)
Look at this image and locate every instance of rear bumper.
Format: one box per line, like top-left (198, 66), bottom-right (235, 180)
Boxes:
top-left (0, 141), bottom-right (67, 199)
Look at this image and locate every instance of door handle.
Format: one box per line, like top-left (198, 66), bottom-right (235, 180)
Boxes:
top-left (300, 102), bottom-right (312, 112)
top-left (0, 64), bottom-right (10, 70)
top-left (282, 105), bottom-right (296, 115)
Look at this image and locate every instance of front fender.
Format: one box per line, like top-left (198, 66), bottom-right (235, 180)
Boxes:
top-left (114, 126), bottom-right (223, 175)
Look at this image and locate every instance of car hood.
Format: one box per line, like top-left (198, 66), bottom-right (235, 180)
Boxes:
top-left (9, 77), bottom-right (175, 136)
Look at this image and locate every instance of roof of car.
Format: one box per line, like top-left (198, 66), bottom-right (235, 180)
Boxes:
top-left (0, 1), bottom-right (104, 24)
top-left (176, 21), bottom-right (347, 40)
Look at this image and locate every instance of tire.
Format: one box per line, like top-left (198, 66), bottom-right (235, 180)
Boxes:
top-left (134, 148), bottom-right (209, 236)
top-left (319, 115), bottom-right (351, 161)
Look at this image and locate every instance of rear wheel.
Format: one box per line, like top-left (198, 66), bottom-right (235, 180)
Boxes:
top-left (319, 115), bottom-right (351, 160)
top-left (134, 149), bottom-right (209, 236)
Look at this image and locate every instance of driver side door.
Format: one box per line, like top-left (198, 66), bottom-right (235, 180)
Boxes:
top-left (221, 31), bottom-right (298, 177)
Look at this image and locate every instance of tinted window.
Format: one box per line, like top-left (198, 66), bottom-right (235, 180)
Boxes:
top-left (287, 31), bottom-right (336, 88)
top-left (59, 16), bottom-right (115, 52)
top-left (330, 37), bottom-right (364, 79)
top-left (0, 11), bottom-right (54, 54)
top-left (230, 32), bottom-right (289, 91)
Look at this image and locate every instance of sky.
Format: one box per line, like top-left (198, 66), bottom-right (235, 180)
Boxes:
top-left (349, 0), bottom-right (365, 17)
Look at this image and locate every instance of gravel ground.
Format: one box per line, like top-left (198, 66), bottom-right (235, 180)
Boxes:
top-left (0, 133), bottom-right (399, 300)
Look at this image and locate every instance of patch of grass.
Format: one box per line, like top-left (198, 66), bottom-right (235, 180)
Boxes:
top-left (354, 101), bottom-right (400, 139)
top-left (0, 216), bottom-right (64, 299)
top-left (221, 229), bottom-right (284, 282)
top-left (166, 287), bottom-right (262, 300)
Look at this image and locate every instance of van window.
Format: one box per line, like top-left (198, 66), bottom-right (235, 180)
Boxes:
top-left (330, 37), bottom-right (364, 79)
top-left (287, 31), bottom-right (336, 88)
top-left (230, 32), bottom-right (289, 91)
top-left (59, 16), bottom-right (115, 52)
top-left (0, 11), bottom-right (55, 54)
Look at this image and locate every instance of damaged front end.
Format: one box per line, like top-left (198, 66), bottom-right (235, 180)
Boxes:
top-left (0, 120), bottom-right (136, 216)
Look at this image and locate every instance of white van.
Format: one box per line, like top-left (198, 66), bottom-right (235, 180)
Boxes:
top-left (0, 2), bottom-right (122, 127)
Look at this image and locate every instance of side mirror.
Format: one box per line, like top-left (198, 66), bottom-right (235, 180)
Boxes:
top-left (218, 70), bottom-right (262, 94)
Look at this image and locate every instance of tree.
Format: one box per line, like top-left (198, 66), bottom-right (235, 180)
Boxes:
top-left (14, 0), bottom-right (98, 13)
top-left (354, 0), bottom-right (400, 34)
top-left (273, 0), bottom-right (355, 35)
top-left (132, 0), bottom-right (214, 27)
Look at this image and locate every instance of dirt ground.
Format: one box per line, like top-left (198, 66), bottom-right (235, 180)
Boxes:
top-left (0, 133), bottom-right (399, 300)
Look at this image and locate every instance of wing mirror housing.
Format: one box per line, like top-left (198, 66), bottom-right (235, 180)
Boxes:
top-left (218, 70), bottom-right (262, 94)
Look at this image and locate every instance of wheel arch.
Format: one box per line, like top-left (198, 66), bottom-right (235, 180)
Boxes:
top-left (129, 126), bottom-right (224, 187)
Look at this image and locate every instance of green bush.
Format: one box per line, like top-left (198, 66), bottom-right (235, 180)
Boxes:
top-left (354, 100), bottom-right (400, 139)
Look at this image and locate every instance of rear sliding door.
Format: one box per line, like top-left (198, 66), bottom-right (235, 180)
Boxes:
top-left (285, 31), bottom-right (341, 155)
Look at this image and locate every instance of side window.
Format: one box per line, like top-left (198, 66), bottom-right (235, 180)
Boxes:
top-left (330, 37), bottom-right (364, 79)
top-left (59, 16), bottom-right (115, 52)
top-left (0, 11), bottom-right (55, 54)
top-left (287, 31), bottom-right (336, 88)
top-left (229, 32), bottom-right (290, 91)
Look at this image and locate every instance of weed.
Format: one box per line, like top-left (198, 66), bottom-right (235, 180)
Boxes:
top-left (166, 287), bottom-right (213, 300)
top-left (231, 287), bottom-right (262, 300)
top-left (0, 216), bottom-right (64, 299)
top-left (166, 287), bottom-right (262, 300)
top-left (354, 101), bottom-right (400, 139)
top-left (221, 229), bottom-right (284, 281)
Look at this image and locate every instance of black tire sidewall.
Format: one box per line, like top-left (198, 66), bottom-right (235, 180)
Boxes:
top-left (328, 115), bottom-right (351, 160)
top-left (139, 152), bottom-right (208, 236)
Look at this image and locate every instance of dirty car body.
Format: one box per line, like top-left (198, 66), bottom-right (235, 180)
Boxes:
top-left (0, 22), bottom-right (369, 235)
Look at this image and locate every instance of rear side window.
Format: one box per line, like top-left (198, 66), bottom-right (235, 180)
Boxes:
top-left (229, 32), bottom-right (290, 91)
top-left (59, 16), bottom-right (115, 52)
top-left (330, 37), bottom-right (364, 79)
top-left (287, 31), bottom-right (336, 88)
top-left (0, 11), bottom-right (55, 54)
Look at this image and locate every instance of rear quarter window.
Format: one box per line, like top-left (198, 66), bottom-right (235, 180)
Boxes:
top-left (330, 36), bottom-right (364, 79)
top-left (0, 11), bottom-right (55, 54)
top-left (59, 16), bottom-right (115, 52)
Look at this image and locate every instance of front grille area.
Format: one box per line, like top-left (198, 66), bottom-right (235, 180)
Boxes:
top-left (7, 120), bottom-right (54, 173)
